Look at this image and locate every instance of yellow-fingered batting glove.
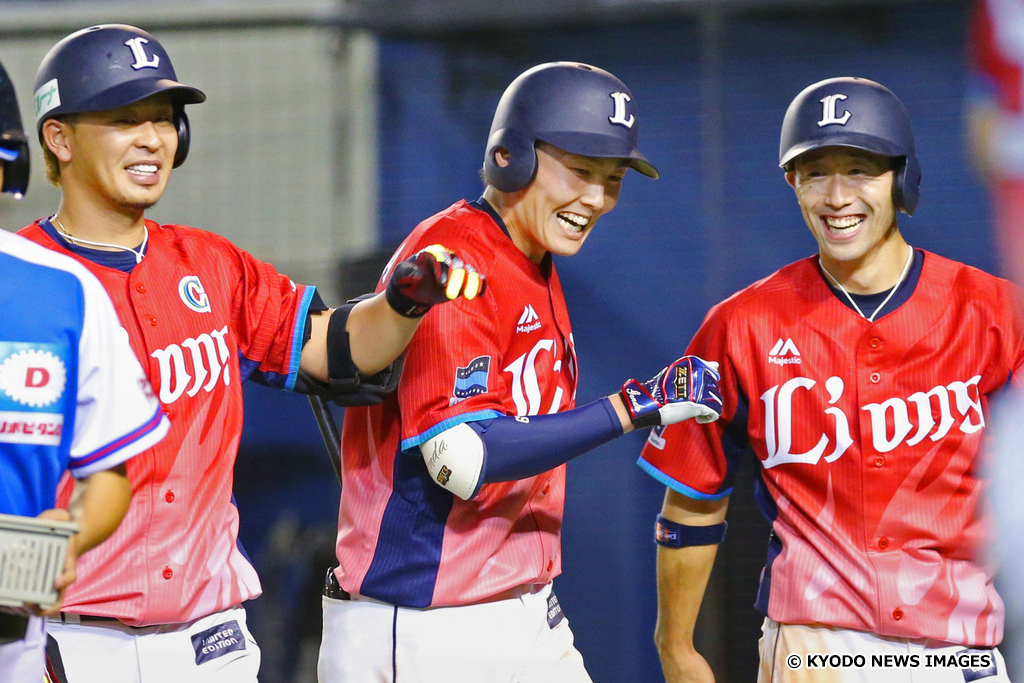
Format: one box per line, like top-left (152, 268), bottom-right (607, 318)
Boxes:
top-left (385, 244), bottom-right (486, 318)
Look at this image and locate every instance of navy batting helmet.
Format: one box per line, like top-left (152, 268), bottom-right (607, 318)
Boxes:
top-left (34, 24), bottom-right (206, 168)
top-left (483, 62), bottom-right (658, 193)
top-left (779, 77), bottom-right (921, 216)
top-left (0, 59), bottom-right (29, 198)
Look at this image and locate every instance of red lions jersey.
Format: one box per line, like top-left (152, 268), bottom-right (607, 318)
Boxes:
top-left (640, 252), bottom-right (1024, 646)
top-left (20, 219), bottom-right (317, 626)
top-left (335, 199), bottom-right (578, 608)
top-left (969, 0), bottom-right (1024, 176)
top-left (970, 0), bottom-right (1024, 115)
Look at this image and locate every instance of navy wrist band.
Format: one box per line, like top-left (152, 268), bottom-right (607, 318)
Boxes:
top-left (655, 515), bottom-right (727, 547)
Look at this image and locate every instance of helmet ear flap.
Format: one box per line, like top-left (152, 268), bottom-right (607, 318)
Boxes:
top-left (1, 141), bottom-right (30, 197)
top-left (893, 154), bottom-right (921, 216)
top-left (482, 128), bottom-right (536, 193)
top-left (173, 108), bottom-right (190, 168)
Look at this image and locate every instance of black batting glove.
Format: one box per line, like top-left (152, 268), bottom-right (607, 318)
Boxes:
top-left (385, 244), bottom-right (486, 318)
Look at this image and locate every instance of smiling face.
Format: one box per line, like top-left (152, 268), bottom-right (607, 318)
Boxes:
top-left (50, 93), bottom-right (178, 215)
top-left (786, 146), bottom-right (908, 291)
top-left (499, 143), bottom-right (628, 264)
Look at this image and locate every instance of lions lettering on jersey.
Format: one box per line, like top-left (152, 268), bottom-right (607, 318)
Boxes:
top-left (504, 337), bottom-right (575, 416)
top-left (761, 373), bottom-right (983, 469)
top-left (0, 342), bottom-right (68, 446)
top-left (149, 326), bottom-right (231, 404)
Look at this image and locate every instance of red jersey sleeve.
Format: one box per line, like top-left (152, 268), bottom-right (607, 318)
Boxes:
top-left (638, 300), bottom-right (745, 499)
top-left (216, 234), bottom-right (317, 389)
top-left (385, 216), bottom-right (509, 447)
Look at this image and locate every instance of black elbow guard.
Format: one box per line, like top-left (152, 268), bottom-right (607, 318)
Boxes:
top-left (326, 302), bottom-right (360, 390)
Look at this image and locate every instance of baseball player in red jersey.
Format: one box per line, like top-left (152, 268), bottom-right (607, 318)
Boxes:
top-left (967, 0), bottom-right (1024, 288)
top-left (318, 62), bottom-right (723, 683)
top-left (18, 25), bottom-right (484, 683)
top-left (640, 77), bottom-right (1024, 683)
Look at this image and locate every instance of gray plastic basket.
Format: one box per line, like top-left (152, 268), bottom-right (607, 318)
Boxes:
top-left (0, 513), bottom-right (79, 608)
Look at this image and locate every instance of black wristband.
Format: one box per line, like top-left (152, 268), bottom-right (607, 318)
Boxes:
top-left (385, 274), bottom-right (431, 318)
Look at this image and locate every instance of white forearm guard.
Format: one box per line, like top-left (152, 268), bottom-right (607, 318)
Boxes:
top-left (419, 423), bottom-right (486, 500)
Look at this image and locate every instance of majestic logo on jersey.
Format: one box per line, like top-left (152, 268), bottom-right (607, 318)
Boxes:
top-left (34, 78), bottom-right (60, 119)
top-left (818, 93), bottom-right (851, 127)
top-left (608, 92), bottom-right (636, 129)
top-left (451, 356), bottom-right (491, 403)
top-left (516, 305), bottom-right (542, 334)
top-left (760, 374), bottom-right (983, 469)
top-left (124, 37), bottom-right (161, 70)
top-left (150, 327), bottom-right (231, 404)
top-left (0, 344), bottom-right (68, 446)
top-left (178, 276), bottom-right (212, 313)
top-left (768, 338), bottom-right (802, 365)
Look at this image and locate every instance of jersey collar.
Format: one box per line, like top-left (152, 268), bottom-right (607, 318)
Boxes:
top-left (39, 217), bottom-right (147, 273)
top-left (818, 249), bottom-right (924, 320)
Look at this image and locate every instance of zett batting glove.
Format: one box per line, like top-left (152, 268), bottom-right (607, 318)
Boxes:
top-left (620, 356), bottom-right (723, 429)
top-left (385, 244), bottom-right (486, 318)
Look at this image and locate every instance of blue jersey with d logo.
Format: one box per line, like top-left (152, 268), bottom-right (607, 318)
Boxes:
top-left (0, 249), bottom-right (81, 517)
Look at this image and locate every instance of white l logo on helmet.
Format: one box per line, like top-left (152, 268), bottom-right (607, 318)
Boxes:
top-left (124, 37), bottom-right (161, 70)
top-left (609, 92), bottom-right (635, 129)
top-left (818, 93), bottom-right (851, 127)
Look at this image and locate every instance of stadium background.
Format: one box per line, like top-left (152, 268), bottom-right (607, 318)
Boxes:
top-left (0, 0), bottom-right (997, 680)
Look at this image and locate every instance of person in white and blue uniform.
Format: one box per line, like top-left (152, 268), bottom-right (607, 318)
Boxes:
top-left (0, 57), bottom-right (168, 683)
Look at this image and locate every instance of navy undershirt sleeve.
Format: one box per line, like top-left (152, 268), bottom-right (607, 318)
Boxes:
top-left (470, 397), bottom-right (625, 483)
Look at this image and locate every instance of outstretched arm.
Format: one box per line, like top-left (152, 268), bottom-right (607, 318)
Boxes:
top-left (655, 488), bottom-right (729, 683)
top-left (300, 245), bottom-right (485, 380)
top-left (419, 356), bottom-right (723, 500)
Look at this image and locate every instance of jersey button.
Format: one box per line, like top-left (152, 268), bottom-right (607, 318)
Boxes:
top-left (148, 316), bottom-right (158, 326)
top-left (162, 567), bottom-right (173, 580)
top-left (546, 560), bottom-right (554, 572)
top-left (135, 284), bottom-right (146, 293)
top-left (165, 490), bottom-right (175, 503)
top-left (542, 484), bottom-right (550, 495)
top-left (869, 372), bottom-right (881, 383)
top-left (869, 337), bottom-right (881, 349)
top-left (878, 537), bottom-right (890, 550)
top-left (892, 608), bottom-right (904, 621)
top-left (873, 456), bottom-right (885, 468)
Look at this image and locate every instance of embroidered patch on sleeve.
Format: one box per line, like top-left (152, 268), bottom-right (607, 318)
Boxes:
top-left (452, 356), bottom-right (491, 402)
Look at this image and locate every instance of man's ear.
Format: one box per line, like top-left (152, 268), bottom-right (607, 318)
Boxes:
top-left (493, 147), bottom-right (511, 168)
top-left (41, 119), bottom-right (72, 163)
top-left (785, 170), bottom-right (797, 190)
